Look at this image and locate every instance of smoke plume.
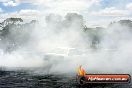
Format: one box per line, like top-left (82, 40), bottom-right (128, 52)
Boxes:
top-left (0, 14), bottom-right (132, 74)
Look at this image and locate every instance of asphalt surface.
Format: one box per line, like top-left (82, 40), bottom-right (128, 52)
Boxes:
top-left (0, 70), bottom-right (131, 88)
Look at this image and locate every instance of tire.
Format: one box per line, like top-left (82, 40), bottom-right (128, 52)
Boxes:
top-left (77, 76), bottom-right (86, 85)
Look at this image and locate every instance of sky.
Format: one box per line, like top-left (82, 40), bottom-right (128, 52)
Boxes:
top-left (0, 0), bottom-right (132, 27)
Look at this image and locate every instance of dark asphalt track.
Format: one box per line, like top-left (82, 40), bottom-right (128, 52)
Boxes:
top-left (0, 70), bottom-right (131, 88)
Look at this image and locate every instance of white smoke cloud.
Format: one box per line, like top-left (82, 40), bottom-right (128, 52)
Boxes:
top-left (0, 0), bottom-right (132, 75)
top-left (0, 13), bottom-right (132, 75)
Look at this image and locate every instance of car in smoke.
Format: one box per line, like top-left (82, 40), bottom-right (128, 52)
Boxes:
top-left (43, 47), bottom-right (88, 60)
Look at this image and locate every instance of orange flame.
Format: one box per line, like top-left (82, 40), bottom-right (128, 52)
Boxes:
top-left (78, 65), bottom-right (86, 76)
